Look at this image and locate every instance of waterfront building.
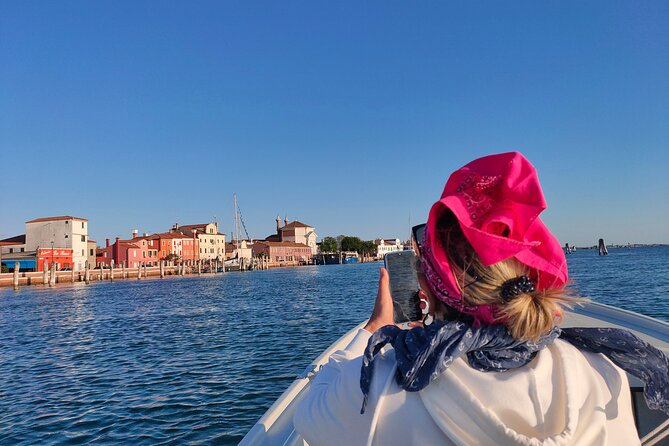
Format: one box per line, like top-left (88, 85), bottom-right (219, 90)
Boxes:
top-left (1, 234), bottom-right (31, 271)
top-left (128, 234), bottom-right (160, 266)
top-left (1, 216), bottom-right (89, 271)
top-left (0, 234), bottom-right (27, 255)
top-left (172, 223), bottom-right (226, 261)
top-left (374, 238), bottom-right (404, 259)
top-left (96, 237), bottom-right (143, 268)
top-left (26, 216), bottom-right (89, 270)
top-left (225, 240), bottom-right (252, 261)
top-left (252, 241), bottom-right (312, 263)
top-left (148, 232), bottom-right (199, 262)
top-left (266, 216), bottom-right (318, 255)
top-left (87, 239), bottom-right (97, 267)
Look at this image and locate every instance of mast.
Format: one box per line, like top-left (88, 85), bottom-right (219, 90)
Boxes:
top-left (234, 193), bottom-right (240, 247)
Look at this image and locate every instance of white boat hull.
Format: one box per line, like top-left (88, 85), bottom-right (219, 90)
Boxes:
top-left (239, 303), bottom-right (669, 446)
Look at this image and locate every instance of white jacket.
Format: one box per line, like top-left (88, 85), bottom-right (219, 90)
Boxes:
top-left (294, 329), bottom-right (639, 446)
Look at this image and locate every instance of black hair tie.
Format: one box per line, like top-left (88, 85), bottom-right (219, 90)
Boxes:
top-left (500, 275), bottom-right (536, 302)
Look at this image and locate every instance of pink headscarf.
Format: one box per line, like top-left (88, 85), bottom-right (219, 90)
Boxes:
top-left (421, 152), bottom-right (568, 325)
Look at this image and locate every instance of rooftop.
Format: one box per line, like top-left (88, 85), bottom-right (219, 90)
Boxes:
top-left (26, 215), bottom-right (88, 223)
top-left (280, 221), bottom-right (312, 230)
top-left (0, 234), bottom-right (26, 244)
top-left (255, 241), bottom-right (310, 248)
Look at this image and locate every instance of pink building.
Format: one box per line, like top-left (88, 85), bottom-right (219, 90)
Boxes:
top-left (96, 237), bottom-right (142, 268)
top-left (253, 241), bottom-right (312, 263)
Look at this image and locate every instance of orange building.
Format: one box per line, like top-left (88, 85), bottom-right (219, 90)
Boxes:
top-left (37, 248), bottom-right (74, 271)
top-left (148, 233), bottom-right (199, 262)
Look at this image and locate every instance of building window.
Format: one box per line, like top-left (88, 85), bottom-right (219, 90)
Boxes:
top-left (82, 222), bottom-right (84, 229)
top-left (82, 249), bottom-right (84, 256)
top-left (90, 249), bottom-right (94, 255)
top-left (143, 252), bottom-right (146, 258)
top-left (65, 235), bottom-right (69, 238)
top-left (9, 248), bottom-right (13, 253)
top-left (81, 235), bottom-right (86, 242)
top-left (21, 248), bottom-right (24, 252)
top-left (66, 221), bottom-right (69, 224)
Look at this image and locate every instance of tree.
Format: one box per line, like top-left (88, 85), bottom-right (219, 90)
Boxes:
top-left (361, 240), bottom-right (378, 258)
top-left (320, 237), bottom-right (338, 253)
top-left (340, 236), bottom-right (362, 253)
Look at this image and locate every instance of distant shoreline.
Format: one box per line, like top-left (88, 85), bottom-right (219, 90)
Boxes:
top-left (570, 244), bottom-right (668, 250)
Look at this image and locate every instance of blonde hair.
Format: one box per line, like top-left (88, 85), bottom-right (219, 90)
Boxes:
top-left (435, 221), bottom-right (586, 341)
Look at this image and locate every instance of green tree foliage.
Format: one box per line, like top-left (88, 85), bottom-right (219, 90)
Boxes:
top-left (340, 236), bottom-right (362, 253)
top-left (360, 240), bottom-right (378, 258)
top-left (320, 237), bottom-right (338, 253)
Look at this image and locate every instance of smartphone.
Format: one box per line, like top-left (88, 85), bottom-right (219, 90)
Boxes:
top-left (384, 250), bottom-right (422, 323)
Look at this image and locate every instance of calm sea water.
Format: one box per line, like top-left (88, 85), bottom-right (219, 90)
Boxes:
top-left (0, 246), bottom-right (667, 445)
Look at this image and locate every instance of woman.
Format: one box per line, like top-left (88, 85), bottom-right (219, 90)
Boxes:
top-left (294, 152), bottom-right (667, 446)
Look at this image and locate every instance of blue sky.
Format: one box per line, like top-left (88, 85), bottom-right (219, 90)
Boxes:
top-left (1, 1), bottom-right (668, 246)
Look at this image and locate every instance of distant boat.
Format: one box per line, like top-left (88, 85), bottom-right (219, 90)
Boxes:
top-left (314, 254), bottom-right (341, 265)
top-left (341, 251), bottom-right (359, 264)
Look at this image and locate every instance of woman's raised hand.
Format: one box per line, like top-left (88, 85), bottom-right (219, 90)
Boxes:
top-left (363, 268), bottom-right (396, 334)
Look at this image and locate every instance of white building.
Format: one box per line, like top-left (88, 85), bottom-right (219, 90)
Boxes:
top-left (225, 240), bottom-right (253, 261)
top-left (277, 217), bottom-right (318, 255)
top-left (25, 216), bottom-right (89, 271)
top-left (374, 238), bottom-right (404, 259)
top-left (174, 222), bottom-right (226, 261)
top-left (0, 235), bottom-right (26, 255)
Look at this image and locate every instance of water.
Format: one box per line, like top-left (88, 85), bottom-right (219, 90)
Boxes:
top-left (0, 246), bottom-right (667, 445)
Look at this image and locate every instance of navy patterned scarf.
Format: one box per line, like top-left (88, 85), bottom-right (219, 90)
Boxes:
top-left (360, 321), bottom-right (669, 416)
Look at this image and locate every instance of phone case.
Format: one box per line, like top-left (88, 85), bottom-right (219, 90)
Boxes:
top-left (384, 251), bottom-right (422, 323)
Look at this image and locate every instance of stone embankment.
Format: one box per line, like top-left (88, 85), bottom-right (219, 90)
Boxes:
top-left (0, 258), bottom-right (316, 289)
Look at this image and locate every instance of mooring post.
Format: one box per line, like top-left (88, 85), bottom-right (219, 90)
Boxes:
top-left (49, 262), bottom-right (56, 287)
top-left (598, 238), bottom-right (609, 256)
top-left (71, 267), bottom-right (75, 283)
top-left (85, 261), bottom-right (90, 284)
top-left (13, 262), bottom-right (19, 289)
top-left (43, 261), bottom-right (48, 285)
top-left (160, 260), bottom-right (164, 278)
top-left (198, 260), bottom-right (201, 276)
top-left (122, 262), bottom-right (126, 279)
top-left (143, 262), bottom-right (147, 278)
top-left (137, 263), bottom-right (142, 280)
top-left (110, 260), bottom-right (115, 281)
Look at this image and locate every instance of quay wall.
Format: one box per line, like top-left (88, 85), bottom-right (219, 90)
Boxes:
top-left (0, 260), bottom-right (320, 288)
top-left (0, 266), bottom-right (182, 288)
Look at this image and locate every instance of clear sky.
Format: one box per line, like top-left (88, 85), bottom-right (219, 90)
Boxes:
top-left (1, 1), bottom-right (668, 247)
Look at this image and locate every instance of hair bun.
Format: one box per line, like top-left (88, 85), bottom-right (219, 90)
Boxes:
top-left (500, 275), bottom-right (536, 302)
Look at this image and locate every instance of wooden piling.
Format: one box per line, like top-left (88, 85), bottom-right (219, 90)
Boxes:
top-left (598, 238), bottom-right (609, 256)
top-left (198, 260), bottom-right (201, 276)
top-left (110, 260), bottom-right (115, 281)
top-left (13, 262), bottom-right (19, 289)
top-left (71, 267), bottom-right (75, 283)
top-left (85, 261), bottom-right (90, 284)
top-left (49, 262), bottom-right (56, 287)
top-left (160, 260), bottom-right (164, 278)
top-left (143, 262), bottom-right (147, 279)
top-left (137, 263), bottom-right (142, 279)
top-left (43, 261), bottom-right (48, 285)
top-left (122, 262), bottom-right (126, 279)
